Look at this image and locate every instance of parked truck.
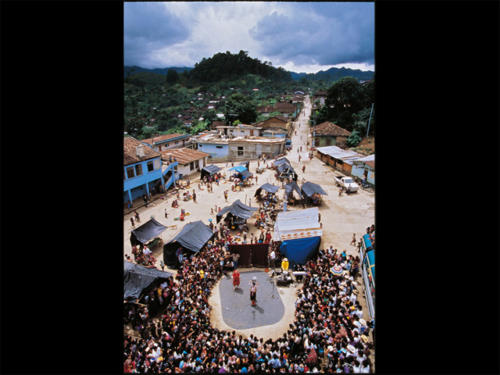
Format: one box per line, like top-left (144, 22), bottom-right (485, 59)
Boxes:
top-left (334, 175), bottom-right (359, 193)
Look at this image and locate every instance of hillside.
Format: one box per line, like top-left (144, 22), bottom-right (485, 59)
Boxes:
top-left (290, 67), bottom-right (374, 82)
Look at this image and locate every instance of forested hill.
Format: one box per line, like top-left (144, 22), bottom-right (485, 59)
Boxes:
top-left (290, 67), bottom-right (374, 82)
top-left (188, 50), bottom-right (292, 82)
top-left (124, 66), bottom-right (192, 78)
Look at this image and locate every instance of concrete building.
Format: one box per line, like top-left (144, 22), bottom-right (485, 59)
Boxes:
top-left (196, 133), bottom-right (285, 162)
top-left (141, 133), bottom-right (192, 152)
top-left (311, 122), bottom-right (351, 148)
top-left (352, 155), bottom-right (375, 185)
top-left (123, 136), bottom-right (178, 207)
top-left (160, 147), bottom-right (210, 179)
top-left (315, 145), bottom-right (364, 175)
top-left (215, 124), bottom-right (262, 138)
top-left (255, 116), bottom-right (291, 137)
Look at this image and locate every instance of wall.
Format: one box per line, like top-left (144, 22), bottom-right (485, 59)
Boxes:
top-left (228, 141), bottom-right (284, 160)
top-left (316, 136), bottom-right (336, 147)
top-left (177, 158), bottom-right (207, 178)
top-left (197, 143), bottom-right (229, 160)
top-left (124, 157), bottom-right (163, 193)
top-left (352, 164), bottom-right (375, 185)
top-left (262, 131), bottom-right (286, 138)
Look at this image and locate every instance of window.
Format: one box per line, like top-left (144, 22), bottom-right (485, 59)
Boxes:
top-left (216, 145), bottom-right (223, 149)
top-left (238, 146), bottom-right (244, 156)
top-left (126, 167), bottom-right (135, 178)
top-left (135, 164), bottom-right (143, 176)
top-left (190, 162), bottom-right (194, 171)
top-left (147, 161), bottom-right (154, 172)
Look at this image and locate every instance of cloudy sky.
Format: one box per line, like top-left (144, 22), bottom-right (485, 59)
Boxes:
top-left (124, 2), bottom-right (374, 74)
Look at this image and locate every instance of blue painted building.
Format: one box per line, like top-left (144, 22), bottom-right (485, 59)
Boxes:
top-left (197, 141), bottom-right (229, 160)
top-left (124, 137), bottom-right (178, 206)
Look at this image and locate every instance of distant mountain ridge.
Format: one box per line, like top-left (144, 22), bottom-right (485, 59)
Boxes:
top-left (290, 67), bottom-right (374, 82)
top-left (124, 66), bottom-right (192, 77)
top-left (125, 65), bottom-right (374, 82)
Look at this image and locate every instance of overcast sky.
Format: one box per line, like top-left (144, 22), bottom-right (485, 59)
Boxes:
top-left (124, 2), bottom-right (374, 74)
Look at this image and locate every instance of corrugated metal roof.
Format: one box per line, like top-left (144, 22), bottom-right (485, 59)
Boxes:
top-left (316, 146), bottom-right (359, 160)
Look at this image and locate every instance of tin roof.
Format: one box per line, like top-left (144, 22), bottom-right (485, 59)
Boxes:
top-left (141, 133), bottom-right (189, 145)
top-left (160, 147), bottom-right (210, 165)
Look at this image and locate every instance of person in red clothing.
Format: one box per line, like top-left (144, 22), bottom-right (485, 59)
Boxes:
top-left (265, 231), bottom-right (272, 243)
top-left (232, 269), bottom-right (240, 291)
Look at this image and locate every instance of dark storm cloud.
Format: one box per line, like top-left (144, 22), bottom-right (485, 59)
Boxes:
top-left (124, 2), bottom-right (190, 67)
top-left (249, 2), bottom-right (374, 66)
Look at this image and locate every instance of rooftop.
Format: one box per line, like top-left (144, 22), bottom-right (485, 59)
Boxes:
top-left (141, 133), bottom-right (189, 145)
top-left (198, 134), bottom-right (285, 145)
top-left (160, 147), bottom-right (210, 165)
top-left (124, 136), bottom-right (161, 166)
top-left (313, 122), bottom-right (351, 137)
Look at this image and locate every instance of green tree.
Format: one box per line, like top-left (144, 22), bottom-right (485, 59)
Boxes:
top-left (224, 93), bottom-right (257, 124)
top-left (166, 69), bottom-right (179, 85)
top-left (346, 129), bottom-right (362, 147)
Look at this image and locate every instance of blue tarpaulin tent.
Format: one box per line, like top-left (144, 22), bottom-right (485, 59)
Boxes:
top-left (280, 236), bottom-right (321, 265)
top-left (229, 165), bottom-right (247, 173)
top-left (201, 165), bottom-right (221, 179)
top-left (273, 208), bottom-right (322, 265)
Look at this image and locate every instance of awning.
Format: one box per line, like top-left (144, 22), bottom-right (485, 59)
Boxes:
top-left (273, 157), bottom-right (291, 167)
top-left (229, 165), bottom-right (247, 173)
top-left (216, 199), bottom-right (257, 223)
top-left (124, 261), bottom-right (172, 300)
top-left (301, 182), bottom-right (328, 197)
top-left (130, 218), bottom-right (167, 245)
top-left (201, 165), bottom-right (221, 175)
top-left (285, 181), bottom-right (303, 198)
top-left (240, 169), bottom-right (253, 179)
top-left (167, 220), bottom-right (214, 253)
top-left (255, 183), bottom-right (279, 197)
top-left (274, 207), bottom-right (322, 241)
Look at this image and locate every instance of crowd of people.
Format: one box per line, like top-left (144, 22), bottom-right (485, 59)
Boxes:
top-left (130, 243), bottom-right (157, 268)
top-left (124, 227), bottom-right (373, 373)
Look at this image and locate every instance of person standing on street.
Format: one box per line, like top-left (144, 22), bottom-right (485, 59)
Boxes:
top-left (269, 248), bottom-right (276, 271)
top-left (160, 260), bottom-right (165, 272)
top-left (192, 189), bottom-right (197, 203)
top-left (134, 210), bottom-right (140, 223)
top-left (302, 165), bottom-right (306, 173)
top-left (351, 233), bottom-right (357, 246)
top-left (249, 277), bottom-right (258, 306)
top-left (130, 217), bottom-right (135, 228)
top-left (143, 194), bottom-right (148, 207)
top-left (164, 208), bottom-right (168, 219)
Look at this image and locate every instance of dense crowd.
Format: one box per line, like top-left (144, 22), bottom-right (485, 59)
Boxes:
top-left (124, 228), bottom-right (373, 373)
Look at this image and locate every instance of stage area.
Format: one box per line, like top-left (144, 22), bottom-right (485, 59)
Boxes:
top-left (219, 270), bottom-right (285, 330)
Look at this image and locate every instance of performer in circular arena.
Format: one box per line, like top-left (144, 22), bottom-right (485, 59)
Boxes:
top-left (232, 268), bottom-right (240, 291)
top-left (249, 276), bottom-right (258, 306)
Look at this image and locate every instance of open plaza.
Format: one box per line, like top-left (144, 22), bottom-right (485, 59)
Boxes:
top-left (123, 96), bottom-right (375, 373)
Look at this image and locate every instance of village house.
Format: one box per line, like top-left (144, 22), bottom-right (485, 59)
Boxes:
top-left (196, 133), bottom-right (285, 162)
top-left (352, 154), bottom-right (375, 185)
top-left (273, 102), bottom-right (298, 118)
top-left (314, 145), bottom-right (366, 175)
top-left (255, 116), bottom-right (292, 137)
top-left (123, 136), bottom-right (178, 207)
top-left (215, 124), bottom-right (262, 138)
top-left (311, 121), bottom-right (351, 148)
top-left (160, 147), bottom-right (210, 179)
top-left (313, 90), bottom-right (328, 106)
top-left (141, 133), bottom-right (192, 152)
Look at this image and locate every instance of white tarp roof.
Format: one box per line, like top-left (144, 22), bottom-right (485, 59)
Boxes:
top-left (316, 145), bottom-right (359, 159)
top-left (354, 154), bottom-right (374, 162)
top-left (274, 207), bottom-right (322, 241)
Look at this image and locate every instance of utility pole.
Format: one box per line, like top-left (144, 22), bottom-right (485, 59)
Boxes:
top-left (366, 103), bottom-right (374, 138)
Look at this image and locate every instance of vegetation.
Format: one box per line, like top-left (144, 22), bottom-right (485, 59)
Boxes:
top-left (124, 52), bottom-right (374, 140)
top-left (311, 77), bottom-right (375, 136)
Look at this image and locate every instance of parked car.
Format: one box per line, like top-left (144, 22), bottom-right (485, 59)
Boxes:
top-left (334, 175), bottom-right (359, 193)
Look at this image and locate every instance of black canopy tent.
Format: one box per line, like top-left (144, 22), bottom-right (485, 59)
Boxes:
top-left (301, 182), bottom-right (328, 205)
top-left (285, 181), bottom-right (303, 199)
top-left (130, 218), bottom-right (167, 247)
top-left (124, 261), bottom-right (172, 300)
top-left (254, 183), bottom-right (279, 197)
top-left (239, 169), bottom-right (253, 180)
top-left (273, 157), bottom-right (292, 168)
top-left (201, 165), bottom-right (221, 179)
top-left (163, 220), bottom-right (214, 268)
top-left (216, 199), bottom-right (258, 224)
top-left (301, 182), bottom-right (328, 197)
top-left (277, 162), bottom-right (298, 181)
